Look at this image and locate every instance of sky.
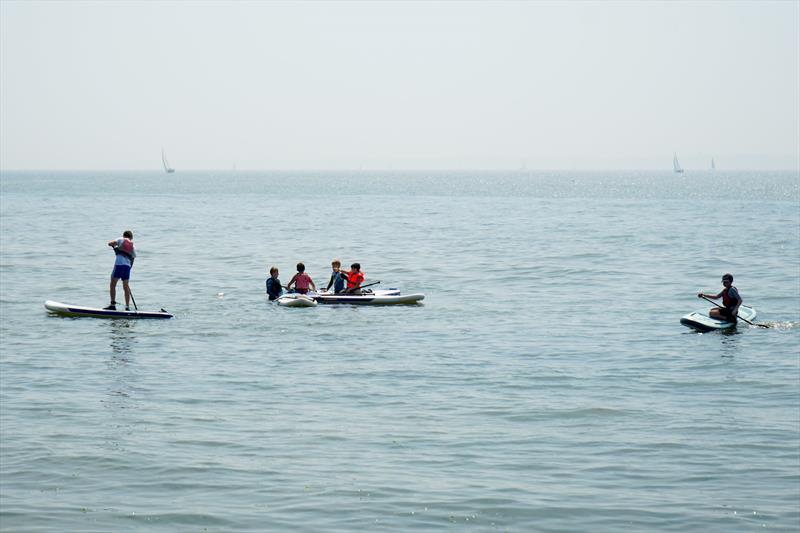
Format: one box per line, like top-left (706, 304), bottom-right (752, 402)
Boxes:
top-left (1, 1), bottom-right (798, 171)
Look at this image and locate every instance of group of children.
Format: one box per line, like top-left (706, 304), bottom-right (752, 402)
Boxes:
top-left (266, 260), bottom-right (366, 301)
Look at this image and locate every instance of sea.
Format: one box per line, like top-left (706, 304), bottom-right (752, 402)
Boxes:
top-left (1, 170), bottom-right (799, 532)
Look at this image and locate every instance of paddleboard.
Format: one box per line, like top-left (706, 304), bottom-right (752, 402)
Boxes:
top-left (680, 305), bottom-right (756, 332)
top-left (276, 294), bottom-right (318, 308)
top-left (44, 300), bottom-right (173, 319)
top-left (315, 289), bottom-right (424, 305)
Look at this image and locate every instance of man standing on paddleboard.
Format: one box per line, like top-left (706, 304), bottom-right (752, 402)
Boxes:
top-left (105, 230), bottom-right (136, 310)
top-left (698, 273), bottom-right (742, 322)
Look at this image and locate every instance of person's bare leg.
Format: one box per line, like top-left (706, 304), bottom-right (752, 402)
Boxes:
top-left (122, 279), bottom-right (131, 308)
top-left (709, 308), bottom-right (727, 319)
top-left (109, 278), bottom-right (118, 305)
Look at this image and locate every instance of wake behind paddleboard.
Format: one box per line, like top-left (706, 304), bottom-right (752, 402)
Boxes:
top-left (44, 300), bottom-right (173, 319)
top-left (680, 305), bottom-right (756, 332)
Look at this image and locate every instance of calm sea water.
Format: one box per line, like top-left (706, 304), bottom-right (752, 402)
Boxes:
top-left (1, 170), bottom-right (799, 532)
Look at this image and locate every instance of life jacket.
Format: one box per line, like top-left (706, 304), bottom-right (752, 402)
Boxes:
top-left (347, 270), bottom-right (364, 289)
top-left (115, 238), bottom-right (135, 261)
top-left (332, 272), bottom-right (345, 292)
top-left (722, 286), bottom-right (740, 308)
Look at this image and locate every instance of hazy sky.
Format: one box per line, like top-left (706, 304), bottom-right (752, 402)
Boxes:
top-left (1, 1), bottom-right (798, 170)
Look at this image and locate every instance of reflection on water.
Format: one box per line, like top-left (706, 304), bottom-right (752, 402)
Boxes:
top-left (102, 320), bottom-right (140, 453)
top-left (109, 319), bottom-right (137, 357)
top-left (718, 330), bottom-right (742, 358)
top-left (104, 320), bottom-right (138, 409)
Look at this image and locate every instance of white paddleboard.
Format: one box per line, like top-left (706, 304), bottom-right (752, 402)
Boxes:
top-left (680, 305), bottom-right (756, 332)
top-left (44, 300), bottom-right (173, 319)
top-left (315, 289), bottom-right (424, 305)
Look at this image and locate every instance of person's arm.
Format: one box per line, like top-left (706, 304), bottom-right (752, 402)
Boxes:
top-left (731, 288), bottom-right (742, 317)
top-left (698, 290), bottom-right (724, 299)
top-left (108, 239), bottom-right (118, 248)
top-left (325, 273), bottom-right (334, 291)
top-left (309, 277), bottom-right (316, 291)
top-left (286, 274), bottom-right (297, 289)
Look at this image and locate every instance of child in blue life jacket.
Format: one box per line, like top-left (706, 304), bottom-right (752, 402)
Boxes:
top-left (324, 259), bottom-right (346, 294)
top-left (266, 266), bottom-right (283, 301)
top-left (105, 230), bottom-right (136, 310)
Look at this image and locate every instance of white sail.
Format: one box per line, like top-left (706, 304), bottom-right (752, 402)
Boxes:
top-left (673, 152), bottom-right (684, 173)
top-left (162, 148), bottom-right (175, 173)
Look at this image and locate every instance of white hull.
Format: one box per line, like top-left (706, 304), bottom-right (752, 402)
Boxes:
top-left (276, 294), bottom-right (318, 307)
top-left (45, 300), bottom-right (172, 319)
top-left (680, 305), bottom-right (756, 331)
top-left (315, 289), bottom-right (424, 305)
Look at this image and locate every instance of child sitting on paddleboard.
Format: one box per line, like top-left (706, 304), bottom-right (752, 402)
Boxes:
top-left (698, 273), bottom-right (742, 322)
top-left (324, 259), bottom-right (346, 294)
top-left (266, 266), bottom-right (283, 301)
top-left (105, 230), bottom-right (136, 311)
top-left (343, 262), bottom-right (365, 294)
top-left (286, 262), bottom-right (316, 295)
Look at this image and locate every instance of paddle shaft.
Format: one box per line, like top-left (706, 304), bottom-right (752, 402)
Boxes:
top-left (343, 280), bottom-right (381, 294)
top-left (699, 295), bottom-right (767, 328)
top-left (129, 287), bottom-right (138, 311)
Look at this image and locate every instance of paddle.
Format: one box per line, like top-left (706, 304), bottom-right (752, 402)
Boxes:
top-left (341, 280), bottom-right (381, 294)
top-left (128, 287), bottom-right (138, 311)
top-left (698, 295), bottom-right (768, 328)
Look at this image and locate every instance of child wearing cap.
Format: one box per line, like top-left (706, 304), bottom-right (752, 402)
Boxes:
top-left (698, 273), bottom-right (742, 322)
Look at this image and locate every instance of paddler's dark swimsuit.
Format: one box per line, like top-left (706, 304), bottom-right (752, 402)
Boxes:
top-left (721, 286), bottom-right (741, 321)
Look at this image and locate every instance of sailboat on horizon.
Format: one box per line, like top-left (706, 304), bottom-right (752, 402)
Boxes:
top-left (673, 152), bottom-right (684, 174)
top-left (162, 148), bottom-right (175, 174)
top-left (711, 158), bottom-right (716, 170)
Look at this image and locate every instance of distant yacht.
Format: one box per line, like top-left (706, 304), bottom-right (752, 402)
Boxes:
top-left (673, 152), bottom-right (684, 174)
top-left (162, 148), bottom-right (175, 174)
top-left (711, 158), bottom-right (715, 170)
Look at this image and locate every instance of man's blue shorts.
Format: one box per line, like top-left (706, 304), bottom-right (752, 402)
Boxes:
top-left (111, 264), bottom-right (131, 280)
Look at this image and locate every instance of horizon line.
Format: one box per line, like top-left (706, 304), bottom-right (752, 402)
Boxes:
top-left (2, 167), bottom-right (800, 173)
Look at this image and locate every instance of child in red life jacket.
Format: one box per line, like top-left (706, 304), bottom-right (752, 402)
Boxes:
top-left (343, 263), bottom-right (365, 294)
top-left (698, 273), bottom-right (742, 322)
top-left (286, 262), bottom-right (316, 295)
top-left (105, 230), bottom-right (136, 310)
